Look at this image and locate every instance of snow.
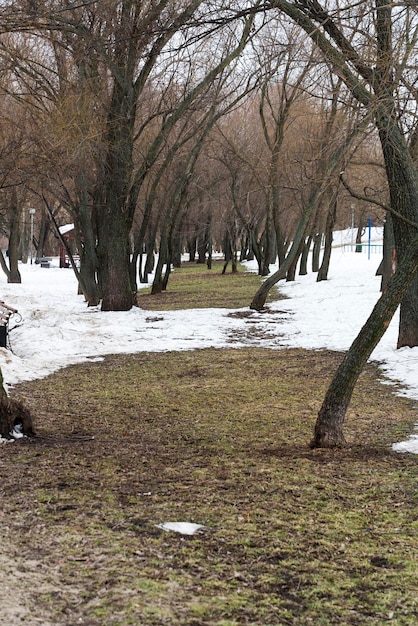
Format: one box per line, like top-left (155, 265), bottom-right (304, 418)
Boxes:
top-left (155, 522), bottom-right (206, 535)
top-left (58, 223), bottom-right (74, 235)
top-left (0, 227), bottom-right (416, 453)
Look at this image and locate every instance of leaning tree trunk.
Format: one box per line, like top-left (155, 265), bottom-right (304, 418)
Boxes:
top-left (311, 232), bottom-right (418, 448)
top-left (286, 238), bottom-right (304, 282)
top-left (251, 205), bottom-right (312, 309)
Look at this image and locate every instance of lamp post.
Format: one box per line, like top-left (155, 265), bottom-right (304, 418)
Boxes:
top-left (29, 208), bottom-right (35, 264)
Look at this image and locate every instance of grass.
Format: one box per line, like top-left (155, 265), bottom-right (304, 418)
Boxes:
top-left (136, 259), bottom-right (281, 309)
top-left (1, 260), bottom-right (418, 625)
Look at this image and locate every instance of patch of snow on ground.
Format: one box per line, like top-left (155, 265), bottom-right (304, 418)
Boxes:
top-left (155, 522), bottom-right (206, 535)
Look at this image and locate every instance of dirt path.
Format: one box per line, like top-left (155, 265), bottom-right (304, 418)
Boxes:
top-left (0, 551), bottom-right (52, 626)
top-left (0, 550), bottom-right (57, 626)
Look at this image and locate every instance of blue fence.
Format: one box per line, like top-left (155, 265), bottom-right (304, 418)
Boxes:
top-left (342, 244), bottom-right (383, 254)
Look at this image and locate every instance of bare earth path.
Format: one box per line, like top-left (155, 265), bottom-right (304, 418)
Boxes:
top-left (0, 548), bottom-right (56, 625)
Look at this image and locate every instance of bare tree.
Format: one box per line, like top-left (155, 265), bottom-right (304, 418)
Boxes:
top-left (263, 0), bottom-right (418, 446)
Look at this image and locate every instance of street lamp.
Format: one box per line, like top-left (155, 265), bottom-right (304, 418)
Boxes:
top-left (29, 208), bottom-right (35, 264)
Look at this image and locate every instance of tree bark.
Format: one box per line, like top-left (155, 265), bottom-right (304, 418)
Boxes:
top-left (311, 232), bottom-right (418, 448)
top-left (311, 233), bottom-right (322, 272)
top-left (286, 238), bottom-right (304, 281)
top-left (74, 175), bottom-right (101, 306)
top-left (376, 116), bottom-right (418, 347)
top-left (206, 214), bottom-right (213, 269)
top-left (97, 209), bottom-right (133, 311)
top-left (317, 197), bottom-right (337, 282)
top-left (97, 72), bottom-right (136, 310)
top-left (299, 235), bottom-right (312, 276)
top-left (377, 214), bottom-right (395, 292)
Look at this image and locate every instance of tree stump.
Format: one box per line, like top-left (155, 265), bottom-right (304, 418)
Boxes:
top-left (0, 398), bottom-right (35, 439)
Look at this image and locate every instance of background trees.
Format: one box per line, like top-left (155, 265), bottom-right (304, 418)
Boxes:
top-left (0, 1), bottom-right (262, 308)
top-left (0, 0), bottom-right (392, 309)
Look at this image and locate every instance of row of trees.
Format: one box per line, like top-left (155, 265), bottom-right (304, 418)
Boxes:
top-left (0, 1), bottom-right (417, 447)
top-left (0, 2), bottom-right (386, 297)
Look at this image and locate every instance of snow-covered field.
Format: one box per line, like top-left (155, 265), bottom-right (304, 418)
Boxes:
top-left (0, 227), bottom-right (416, 452)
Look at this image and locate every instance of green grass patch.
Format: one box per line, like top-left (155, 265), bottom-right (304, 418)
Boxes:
top-left (2, 347), bottom-right (418, 625)
top-left (136, 259), bottom-right (280, 310)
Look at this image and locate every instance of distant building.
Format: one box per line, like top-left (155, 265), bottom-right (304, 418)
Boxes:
top-left (58, 223), bottom-right (75, 268)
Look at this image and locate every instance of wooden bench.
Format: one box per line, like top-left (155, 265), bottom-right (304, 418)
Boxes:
top-left (0, 301), bottom-right (18, 348)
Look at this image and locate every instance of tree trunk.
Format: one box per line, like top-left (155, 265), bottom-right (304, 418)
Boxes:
top-left (162, 241), bottom-right (172, 291)
top-left (312, 233), bottom-right (322, 272)
top-left (36, 211), bottom-right (50, 259)
top-left (96, 210), bottom-right (133, 311)
top-left (75, 178), bottom-right (101, 306)
top-left (397, 273), bottom-right (418, 348)
top-left (311, 232), bottom-right (418, 448)
top-left (355, 213), bottom-right (366, 253)
top-left (317, 198), bottom-right (337, 282)
top-left (151, 207), bottom-right (170, 295)
top-left (188, 237), bottom-right (197, 262)
top-left (222, 230), bottom-right (233, 275)
top-left (377, 213), bottom-right (395, 292)
top-left (206, 214), bottom-right (213, 269)
top-left (96, 56), bottom-right (136, 310)
top-left (377, 117), bottom-right (418, 347)
top-left (141, 237), bottom-right (156, 284)
top-left (172, 233), bottom-right (182, 268)
top-left (260, 227), bottom-right (271, 277)
top-left (286, 238), bottom-right (304, 281)
top-left (299, 235), bottom-right (312, 276)
top-left (197, 233), bottom-right (206, 264)
top-left (250, 228), bottom-right (263, 275)
top-left (6, 191), bottom-right (22, 283)
top-left (7, 207), bottom-right (22, 284)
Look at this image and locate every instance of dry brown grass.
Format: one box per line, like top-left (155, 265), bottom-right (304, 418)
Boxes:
top-left (1, 346), bottom-right (417, 625)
